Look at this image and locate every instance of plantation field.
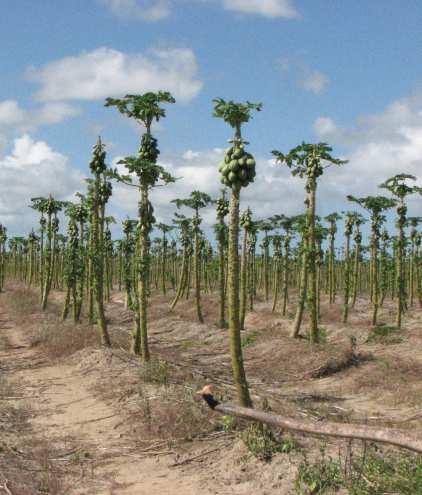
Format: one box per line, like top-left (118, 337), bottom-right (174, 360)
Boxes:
top-left (1, 283), bottom-right (421, 494)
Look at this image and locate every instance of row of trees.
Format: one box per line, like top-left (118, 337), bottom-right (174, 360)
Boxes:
top-left (1, 93), bottom-right (421, 408)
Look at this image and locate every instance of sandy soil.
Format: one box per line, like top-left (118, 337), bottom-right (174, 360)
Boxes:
top-left (1, 284), bottom-right (421, 494)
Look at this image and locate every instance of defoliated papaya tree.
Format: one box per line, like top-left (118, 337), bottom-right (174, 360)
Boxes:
top-left (215, 189), bottom-right (229, 328)
top-left (256, 220), bottom-right (273, 303)
top-left (62, 201), bottom-right (86, 322)
top-left (27, 230), bottom-right (38, 288)
top-left (239, 207), bottom-right (253, 329)
top-left (269, 214), bottom-right (295, 316)
top-left (406, 216), bottom-right (422, 307)
top-left (247, 221), bottom-right (258, 311)
top-left (62, 205), bottom-right (79, 321)
top-left (379, 228), bottom-right (391, 306)
top-left (73, 196), bottom-right (89, 321)
top-left (279, 216), bottom-right (295, 316)
top-left (379, 174), bottom-right (422, 328)
top-left (324, 212), bottom-right (342, 304)
top-left (121, 218), bottom-right (137, 310)
top-left (172, 191), bottom-right (214, 323)
top-left (171, 213), bottom-right (192, 309)
top-left (88, 138), bottom-right (113, 346)
top-left (31, 196), bottom-right (65, 310)
top-left (273, 143), bottom-right (346, 342)
top-left (347, 195), bottom-right (396, 326)
top-left (0, 225), bottom-right (7, 292)
top-left (351, 213), bottom-right (366, 308)
top-left (341, 211), bottom-right (359, 323)
top-left (270, 233), bottom-right (283, 313)
top-left (106, 92), bottom-right (176, 361)
top-left (156, 223), bottom-right (174, 296)
top-left (214, 98), bottom-right (261, 407)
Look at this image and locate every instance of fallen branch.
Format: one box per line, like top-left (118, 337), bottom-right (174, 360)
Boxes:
top-left (197, 385), bottom-right (422, 455)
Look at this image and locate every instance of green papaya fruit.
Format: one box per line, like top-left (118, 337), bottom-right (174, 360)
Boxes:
top-left (228, 171), bottom-right (237, 183)
top-left (239, 169), bottom-right (247, 180)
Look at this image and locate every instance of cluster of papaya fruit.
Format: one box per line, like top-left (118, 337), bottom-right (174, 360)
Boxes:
top-left (218, 143), bottom-right (256, 189)
top-left (139, 134), bottom-right (159, 163)
top-left (216, 196), bottom-right (229, 218)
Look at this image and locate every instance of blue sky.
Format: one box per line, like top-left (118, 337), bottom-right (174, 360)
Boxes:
top-left (1, 0), bottom-right (422, 237)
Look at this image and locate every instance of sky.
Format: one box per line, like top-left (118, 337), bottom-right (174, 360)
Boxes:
top-left (1, 0), bottom-right (422, 240)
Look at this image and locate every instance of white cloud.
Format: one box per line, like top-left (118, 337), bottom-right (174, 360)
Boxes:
top-left (28, 46), bottom-right (203, 104)
top-left (222, 0), bottom-right (299, 18)
top-left (0, 100), bottom-right (79, 135)
top-left (100, 0), bottom-right (171, 21)
top-left (0, 135), bottom-right (84, 234)
top-left (101, 0), bottom-right (299, 21)
top-left (109, 147), bottom-right (305, 232)
top-left (313, 92), bottom-right (422, 213)
top-left (109, 91), bottom-right (422, 233)
top-left (278, 58), bottom-right (329, 94)
top-left (298, 69), bottom-right (329, 94)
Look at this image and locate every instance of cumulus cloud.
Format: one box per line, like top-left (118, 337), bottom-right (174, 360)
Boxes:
top-left (313, 92), bottom-right (422, 214)
top-left (109, 91), bottom-right (422, 233)
top-left (100, 0), bottom-right (171, 20)
top-left (0, 100), bottom-right (79, 147)
top-left (298, 70), bottom-right (329, 94)
top-left (0, 100), bottom-right (79, 132)
top-left (109, 147), bottom-right (305, 234)
top-left (278, 58), bottom-right (329, 94)
top-left (28, 46), bottom-right (203, 104)
top-left (221, 0), bottom-right (299, 18)
top-left (0, 135), bottom-right (84, 234)
top-left (101, 0), bottom-right (299, 21)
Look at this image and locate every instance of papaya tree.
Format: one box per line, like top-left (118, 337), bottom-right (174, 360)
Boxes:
top-left (351, 213), bottom-right (366, 307)
top-left (172, 191), bottom-right (214, 323)
top-left (62, 205), bottom-right (80, 321)
top-left (31, 196), bottom-right (64, 310)
top-left (347, 195), bottom-right (396, 326)
top-left (88, 138), bottom-right (113, 346)
top-left (156, 223), bottom-right (173, 296)
top-left (121, 219), bottom-right (137, 309)
top-left (273, 143), bottom-right (346, 342)
top-left (215, 189), bottom-right (229, 328)
top-left (171, 214), bottom-right (192, 310)
top-left (406, 217), bottom-right (422, 306)
top-left (324, 212), bottom-right (342, 304)
top-left (239, 207), bottom-right (253, 328)
top-left (106, 92), bottom-right (176, 360)
top-left (27, 230), bottom-right (38, 288)
top-left (341, 211), bottom-right (359, 322)
top-left (214, 98), bottom-right (261, 407)
top-left (0, 225), bottom-right (7, 291)
top-left (279, 216), bottom-right (295, 316)
top-left (379, 174), bottom-right (422, 328)
top-left (379, 228), bottom-right (391, 306)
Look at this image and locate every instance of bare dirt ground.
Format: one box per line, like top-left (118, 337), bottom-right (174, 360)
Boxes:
top-left (1, 283), bottom-right (421, 494)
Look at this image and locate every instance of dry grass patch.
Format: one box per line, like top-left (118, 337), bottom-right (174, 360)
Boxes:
top-left (30, 315), bottom-right (101, 359)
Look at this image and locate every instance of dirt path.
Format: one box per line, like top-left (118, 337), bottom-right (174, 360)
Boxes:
top-left (0, 301), bottom-right (213, 495)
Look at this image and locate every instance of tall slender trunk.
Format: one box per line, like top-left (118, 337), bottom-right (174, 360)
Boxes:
top-left (138, 184), bottom-right (150, 361)
top-left (218, 219), bottom-right (227, 328)
top-left (307, 182), bottom-right (319, 343)
top-left (240, 228), bottom-right (248, 329)
top-left (228, 187), bottom-right (252, 408)
top-left (342, 232), bottom-right (351, 323)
